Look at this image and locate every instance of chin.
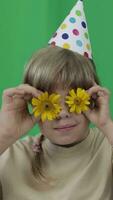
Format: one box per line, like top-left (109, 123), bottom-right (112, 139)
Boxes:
top-left (52, 135), bottom-right (83, 146)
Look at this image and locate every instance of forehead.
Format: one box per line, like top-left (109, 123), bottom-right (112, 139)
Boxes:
top-left (53, 84), bottom-right (70, 96)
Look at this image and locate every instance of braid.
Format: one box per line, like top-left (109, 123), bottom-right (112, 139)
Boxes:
top-left (32, 134), bottom-right (45, 181)
top-left (31, 134), bottom-right (56, 186)
top-left (32, 134), bottom-right (44, 153)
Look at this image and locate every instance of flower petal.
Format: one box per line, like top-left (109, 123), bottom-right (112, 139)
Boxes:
top-left (41, 112), bottom-right (47, 122)
top-left (75, 106), bottom-right (82, 114)
top-left (33, 110), bottom-right (40, 117)
top-left (69, 89), bottom-right (76, 98)
top-left (70, 104), bottom-right (76, 112)
top-left (47, 112), bottom-right (54, 120)
top-left (49, 93), bottom-right (61, 103)
top-left (32, 98), bottom-right (40, 106)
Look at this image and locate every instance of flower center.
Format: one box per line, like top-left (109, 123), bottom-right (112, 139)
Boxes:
top-left (44, 101), bottom-right (52, 110)
top-left (74, 97), bottom-right (81, 105)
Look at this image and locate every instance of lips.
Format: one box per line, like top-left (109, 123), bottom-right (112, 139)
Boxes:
top-left (54, 124), bottom-right (77, 130)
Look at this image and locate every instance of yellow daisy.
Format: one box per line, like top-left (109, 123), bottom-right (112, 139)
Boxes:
top-left (31, 92), bottom-right (62, 122)
top-left (65, 88), bottom-right (90, 114)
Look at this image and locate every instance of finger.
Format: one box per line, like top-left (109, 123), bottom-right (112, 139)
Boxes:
top-left (93, 82), bottom-right (98, 86)
top-left (12, 94), bottom-right (33, 101)
top-left (87, 86), bottom-right (110, 97)
top-left (2, 85), bottom-right (43, 105)
top-left (83, 109), bottom-right (92, 120)
top-left (17, 84), bottom-right (43, 97)
top-left (87, 85), bottom-right (102, 95)
top-left (98, 87), bottom-right (110, 96)
top-left (2, 88), bottom-right (25, 104)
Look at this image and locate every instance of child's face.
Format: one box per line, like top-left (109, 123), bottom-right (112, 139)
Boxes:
top-left (38, 86), bottom-right (90, 146)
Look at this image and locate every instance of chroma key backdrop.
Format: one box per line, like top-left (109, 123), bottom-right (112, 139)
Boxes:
top-left (0, 0), bottom-right (113, 136)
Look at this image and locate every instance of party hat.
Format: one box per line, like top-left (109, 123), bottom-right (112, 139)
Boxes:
top-left (48, 0), bottom-right (92, 59)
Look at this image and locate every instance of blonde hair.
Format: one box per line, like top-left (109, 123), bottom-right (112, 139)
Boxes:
top-left (23, 46), bottom-right (100, 92)
top-left (23, 46), bottom-right (100, 183)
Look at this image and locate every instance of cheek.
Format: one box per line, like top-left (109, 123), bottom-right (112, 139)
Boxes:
top-left (82, 113), bottom-right (90, 122)
top-left (38, 121), bottom-right (53, 134)
top-left (74, 114), bottom-right (89, 127)
top-left (81, 116), bottom-right (90, 127)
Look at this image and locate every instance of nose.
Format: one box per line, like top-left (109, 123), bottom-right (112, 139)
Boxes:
top-left (57, 101), bottom-right (70, 119)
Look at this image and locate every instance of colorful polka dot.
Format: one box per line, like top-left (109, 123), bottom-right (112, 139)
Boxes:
top-left (86, 44), bottom-right (90, 50)
top-left (76, 10), bottom-right (82, 16)
top-left (62, 33), bottom-right (69, 40)
top-left (84, 32), bottom-right (89, 39)
top-left (81, 21), bottom-right (87, 28)
top-left (69, 17), bottom-right (76, 23)
top-left (61, 24), bottom-right (67, 30)
top-left (73, 29), bottom-right (79, 36)
top-left (76, 40), bottom-right (83, 47)
top-left (84, 52), bottom-right (89, 58)
top-left (51, 41), bottom-right (56, 46)
top-left (48, 0), bottom-right (92, 59)
top-left (53, 32), bottom-right (57, 38)
top-left (63, 43), bottom-right (71, 49)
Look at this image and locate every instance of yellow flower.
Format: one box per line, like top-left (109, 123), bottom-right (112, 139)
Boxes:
top-left (65, 88), bottom-right (90, 114)
top-left (31, 92), bottom-right (62, 122)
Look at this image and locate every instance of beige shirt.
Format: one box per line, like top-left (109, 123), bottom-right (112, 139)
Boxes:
top-left (0, 128), bottom-right (113, 200)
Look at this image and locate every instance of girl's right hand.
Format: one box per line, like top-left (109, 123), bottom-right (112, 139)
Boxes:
top-left (0, 84), bottom-right (42, 140)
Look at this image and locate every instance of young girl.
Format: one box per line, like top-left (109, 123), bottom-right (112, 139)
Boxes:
top-left (0, 46), bottom-right (113, 200)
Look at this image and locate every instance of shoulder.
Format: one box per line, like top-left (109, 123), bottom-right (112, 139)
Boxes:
top-left (0, 134), bottom-right (40, 175)
top-left (91, 127), bottom-right (105, 142)
top-left (90, 127), bottom-right (112, 155)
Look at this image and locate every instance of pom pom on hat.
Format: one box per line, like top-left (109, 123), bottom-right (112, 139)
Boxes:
top-left (48, 0), bottom-right (92, 59)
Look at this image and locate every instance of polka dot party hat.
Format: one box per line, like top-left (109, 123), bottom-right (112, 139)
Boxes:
top-left (48, 0), bottom-right (92, 59)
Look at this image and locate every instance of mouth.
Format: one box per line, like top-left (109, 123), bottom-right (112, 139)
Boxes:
top-left (54, 124), bottom-right (78, 132)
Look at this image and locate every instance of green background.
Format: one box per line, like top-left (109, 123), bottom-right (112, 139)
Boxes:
top-left (0, 0), bottom-right (113, 136)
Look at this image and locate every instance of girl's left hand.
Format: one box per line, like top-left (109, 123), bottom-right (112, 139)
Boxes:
top-left (84, 84), bottom-right (112, 129)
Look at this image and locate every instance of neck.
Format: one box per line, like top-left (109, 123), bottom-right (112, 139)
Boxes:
top-left (53, 140), bottom-right (84, 148)
top-left (53, 129), bottom-right (90, 148)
